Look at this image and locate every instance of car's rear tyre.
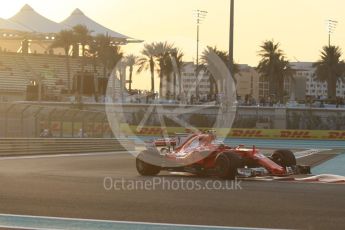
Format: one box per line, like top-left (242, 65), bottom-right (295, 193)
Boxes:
top-left (215, 152), bottom-right (243, 180)
top-left (136, 152), bottom-right (161, 176)
top-left (271, 149), bottom-right (296, 167)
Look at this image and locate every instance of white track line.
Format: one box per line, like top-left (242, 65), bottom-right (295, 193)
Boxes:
top-left (0, 225), bottom-right (61, 230)
top-left (0, 151), bottom-right (138, 161)
top-left (0, 213), bottom-right (287, 230)
top-left (294, 149), bottom-right (330, 159)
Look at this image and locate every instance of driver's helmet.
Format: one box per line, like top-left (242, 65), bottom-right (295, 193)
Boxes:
top-left (206, 130), bottom-right (217, 139)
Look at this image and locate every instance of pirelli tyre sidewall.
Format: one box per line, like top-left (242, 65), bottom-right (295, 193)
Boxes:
top-left (136, 151), bottom-right (161, 176)
top-left (271, 149), bottom-right (297, 167)
top-left (215, 152), bottom-right (244, 180)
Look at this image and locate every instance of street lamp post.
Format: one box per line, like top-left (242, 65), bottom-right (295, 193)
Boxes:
top-left (326, 19), bottom-right (338, 47)
top-left (229, 0), bottom-right (235, 75)
top-left (194, 9), bottom-right (207, 97)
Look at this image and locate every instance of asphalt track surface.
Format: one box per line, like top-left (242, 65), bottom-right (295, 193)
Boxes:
top-left (0, 152), bottom-right (344, 230)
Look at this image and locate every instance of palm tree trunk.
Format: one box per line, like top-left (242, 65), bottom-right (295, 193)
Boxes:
top-left (215, 79), bottom-right (219, 95)
top-left (195, 69), bottom-right (200, 98)
top-left (79, 45), bottom-right (86, 103)
top-left (93, 55), bottom-right (98, 101)
top-left (159, 73), bottom-right (163, 98)
top-left (209, 76), bottom-right (214, 96)
top-left (178, 71), bottom-right (182, 97)
top-left (159, 61), bottom-right (164, 98)
top-left (81, 44), bottom-right (86, 72)
top-left (65, 49), bottom-right (71, 93)
top-left (150, 58), bottom-right (155, 93)
top-left (328, 78), bottom-right (337, 100)
top-left (173, 73), bottom-right (177, 99)
top-left (268, 76), bottom-right (275, 97)
top-left (129, 66), bottom-right (133, 91)
top-left (278, 75), bottom-right (284, 103)
top-left (151, 70), bottom-right (155, 93)
top-left (72, 43), bottom-right (79, 57)
top-left (103, 61), bottom-right (107, 79)
top-left (166, 73), bottom-right (171, 98)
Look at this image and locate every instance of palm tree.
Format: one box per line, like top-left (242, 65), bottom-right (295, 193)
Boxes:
top-left (91, 34), bottom-right (123, 98)
top-left (154, 42), bottom-right (174, 98)
top-left (201, 46), bottom-right (240, 96)
top-left (257, 40), bottom-right (292, 102)
top-left (73, 25), bottom-right (92, 55)
top-left (93, 34), bottom-right (110, 79)
top-left (87, 37), bottom-right (100, 100)
top-left (125, 54), bottom-right (138, 92)
top-left (170, 48), bottom-right (184, 99)
top-left (50, 30), bottom-right (74, 93)
top-left (137, 43), bottom-right (158, 93)
top-left (107, 45), bottom-right (123, 71)
top-left (277, 56), bottom-right (294, 101)
top-left (72, 25), bottom-right (92, 101)
top-left (202, 46), bottom-right (240, 74)
top-left (313, 46), bottom-right (345, 100)
top-left (73, 25), bottom-right (92, 71)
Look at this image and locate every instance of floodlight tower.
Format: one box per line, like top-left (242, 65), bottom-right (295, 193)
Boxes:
top-left (326, 19), bottom-right (338, 47)
top-left (194, 9), bottom-right (208, 97)
top-left (194, 10), bottom-right (208, 74)
top-left (229, 0), bottom-right (235, 76)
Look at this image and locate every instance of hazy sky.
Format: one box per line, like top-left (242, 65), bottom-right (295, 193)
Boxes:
top-left (1, 0), bottom-right (345, 89)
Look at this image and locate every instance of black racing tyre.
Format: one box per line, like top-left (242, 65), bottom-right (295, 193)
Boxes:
top-left (215, 152), bottom-right (243, 180)
top-left (160, 148), bottom-right (169, 155)
top-left (271, 149), bottom-right (296, 167)
top-left (136, 152), bottom-right (161, 176)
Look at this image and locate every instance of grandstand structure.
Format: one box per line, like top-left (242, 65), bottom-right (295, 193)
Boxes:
top-left (0, 4), bottom-right (139, 102)
top-left (0, 52), bottom-right (113, 101)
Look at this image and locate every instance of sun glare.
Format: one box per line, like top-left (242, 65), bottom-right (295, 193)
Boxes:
top-left (0, 1), bottom-right (24, 18)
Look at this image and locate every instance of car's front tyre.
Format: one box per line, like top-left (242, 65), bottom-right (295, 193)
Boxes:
top-left (215, 152), bottom-right (243, 180)
top-left (271, 149), bottom-right (296, 167)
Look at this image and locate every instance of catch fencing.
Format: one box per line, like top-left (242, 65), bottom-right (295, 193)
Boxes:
top-left (0, 103), bottom-right (112, 138)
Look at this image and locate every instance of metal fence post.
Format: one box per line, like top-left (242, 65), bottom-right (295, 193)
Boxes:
top-left (5, 104), bottom-right (16, 137)
top-left (48, 109), bottom-right (56, 133)
top-left (91, 112), bottom-right (101, 138)
top-left (21, 105), bottom-right (31, 137)
top-left (71, 111), bottom-right (79, 138)
top-left (101, 115), bottom-right (107, 138)
top-left (60, 110), bottom-right (69, 138)
top-left (33, 107), bottom-right (44, 137)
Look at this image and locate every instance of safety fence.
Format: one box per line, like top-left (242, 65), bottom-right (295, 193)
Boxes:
top-left (1, 102), bottom-right (345, 138)
top-left (0, 103), bottom-right (112, 138)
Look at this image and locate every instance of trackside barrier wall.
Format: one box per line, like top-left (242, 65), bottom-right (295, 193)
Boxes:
top-left (120, 126), bottom-right (345, 141)
top-left (0, 138), bottom-right (135, 156)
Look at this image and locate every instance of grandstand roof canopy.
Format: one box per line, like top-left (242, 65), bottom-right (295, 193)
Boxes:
top-left (0, 17), bottom-right (31, 33)
top-left (61, 8), bottom-right (130, 40)
top-left (0, 4), bottom-right (139, 43)
top-left (10, 4), bottom-right (67, 34)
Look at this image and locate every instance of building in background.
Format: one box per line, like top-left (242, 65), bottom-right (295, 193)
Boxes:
top-left (289, 62), bottom-right (312, 101)
top-left (177, 63), bottom-right (261, 102)
top-left (179, 62), bottom-right (211, 99)
top-left (289, 62), bottom-right (345, 100)
top-left (235, 64), bottom-right (260, 102)
top-left (258, 62), bottom-right (345, 102)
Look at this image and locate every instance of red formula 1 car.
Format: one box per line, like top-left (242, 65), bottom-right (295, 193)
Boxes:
top-left (136, 131), bottom-right (311, 179)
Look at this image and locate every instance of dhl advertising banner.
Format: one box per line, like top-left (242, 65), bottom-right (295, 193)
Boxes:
top-left (120, 125), bottom-right (345, 141)
top-left (40, 121), bottom-right (345, 140)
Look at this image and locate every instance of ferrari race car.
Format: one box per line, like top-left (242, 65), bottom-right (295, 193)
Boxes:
top-left (136, 131), bottom-right (311, 180)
